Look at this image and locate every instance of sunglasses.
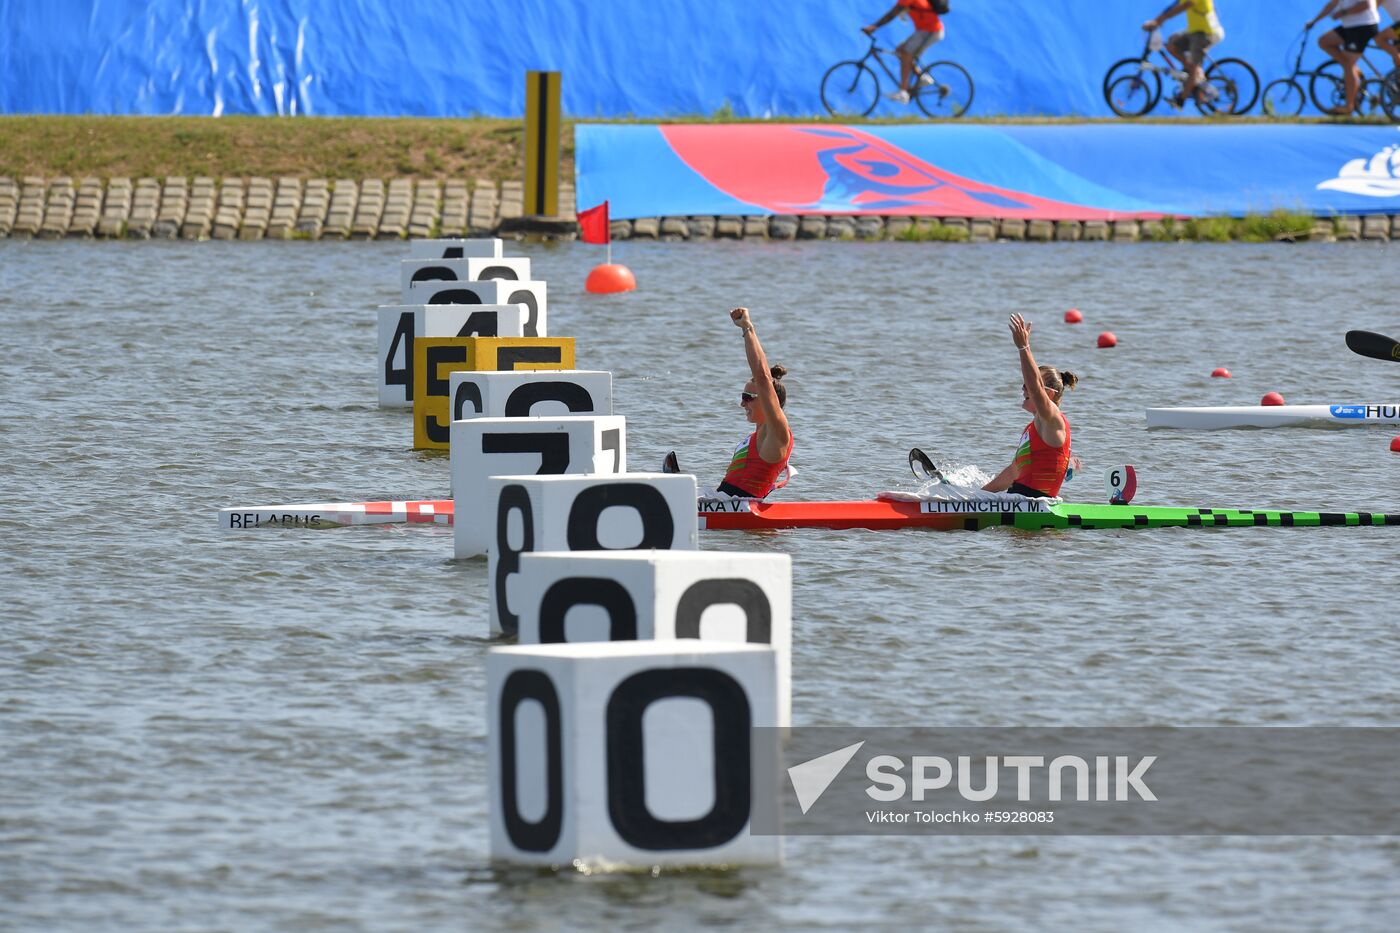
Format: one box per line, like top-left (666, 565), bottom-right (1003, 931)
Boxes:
top-left (740, 392), bottom-right (758, 403)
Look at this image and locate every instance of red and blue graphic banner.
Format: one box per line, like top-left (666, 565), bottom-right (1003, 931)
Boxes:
top-left (577, 124), bottom-right (1400, 220)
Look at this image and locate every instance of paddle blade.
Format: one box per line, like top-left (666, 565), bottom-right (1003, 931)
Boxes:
top-left (908, 447), bottom-right (944, 483)
top-left (1345, 330), bottom-right (1400, 363)
top-left (662, 451), bottom-right (680, 474)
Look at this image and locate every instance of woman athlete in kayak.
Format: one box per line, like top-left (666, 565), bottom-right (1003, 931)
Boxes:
top-left (716, 307), bottom-right (793, 498)
top-left (982, 313), bottom-right (1077, 499)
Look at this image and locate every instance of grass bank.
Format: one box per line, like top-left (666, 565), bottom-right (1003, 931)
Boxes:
top-left (0, 115), bottom-right (571, 182)
top-left (1, 112), bottom-right (1386, 182)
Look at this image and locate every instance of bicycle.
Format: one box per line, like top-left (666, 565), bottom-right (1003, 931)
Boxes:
top-left (820, 34), bottom-right (974, 118)
top-left (1262, 25), bottom-right (1397, 119)
top-left (1310, 53), bottom-right (1398, 120)
top-left (1103, 30), bottom-right (1260, 116)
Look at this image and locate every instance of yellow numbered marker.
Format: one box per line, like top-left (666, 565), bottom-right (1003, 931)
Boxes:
top-left (413, 337), bottom-right (576, 449)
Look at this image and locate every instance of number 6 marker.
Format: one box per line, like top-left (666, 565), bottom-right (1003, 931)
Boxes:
top-left (1106, 465), bottom-right (1137, 505)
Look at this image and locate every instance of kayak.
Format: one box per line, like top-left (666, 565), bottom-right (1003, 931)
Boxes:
top-left (219, 497), bottom-right (1399, 531)
top-left (700, 499), bottom-right (1400, 531)
top-left (220, 500), bottom-right (452, 529)
top-left (1146, 404), bottom-right (1400, 429)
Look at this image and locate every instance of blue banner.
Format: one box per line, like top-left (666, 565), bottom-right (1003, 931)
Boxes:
top-left (576, 124), bottom-right (1400, 219)
top-left (1, 0), bottom-right (1391, 118)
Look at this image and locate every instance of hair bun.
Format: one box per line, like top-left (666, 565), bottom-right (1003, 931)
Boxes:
top-left (1060, 370), bottom-right (1079, 390)
top-left (770, 364), bottom-right (788, 381)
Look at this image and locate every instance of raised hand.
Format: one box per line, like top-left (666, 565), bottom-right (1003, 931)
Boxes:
top-left (1008, 313), bottom-right (1032, 349)
top-left (731, 307), bottom-right (752, 330)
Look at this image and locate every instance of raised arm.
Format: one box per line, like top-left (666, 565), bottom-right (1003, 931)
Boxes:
top-left (864, 3), bottom-right (903, 34)
top-left (1009, 313), bottom-right (1066, 447)
top-left (731, 307), bottom-right (791, 460)
top-left (1308, 1), bottom-right (1341, 26)
top-left (1144, 1), bottom-right (1191, 30)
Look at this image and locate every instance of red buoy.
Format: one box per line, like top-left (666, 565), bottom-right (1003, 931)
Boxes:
top-left (1211, 367), bottom-right (1231, 378)
top-left (1097, 331), bottom-right (1117, 348)
top-left (1064, 308), bottom-right (1083, 324)
top-left (1260, 391), bottom-right (1285, 406)
top-left (585, 263), bottom-right (636, 294)
top-left (1390, 435), bottom-right (1400, 452)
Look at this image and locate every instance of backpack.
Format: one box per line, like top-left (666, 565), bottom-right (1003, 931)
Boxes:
top-left (931, 0), bottom-right (949, 13)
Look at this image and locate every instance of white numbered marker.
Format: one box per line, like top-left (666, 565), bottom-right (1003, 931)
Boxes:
top-left (448, 370), bottom-right (612, 422)
top-left (514, 551), bottom-right (793, 725)
top-left (377, 305), bottom-right (530, 408)
top-left (484, 473), bottom-right (699, 636)
top-left (404, 278), bottom-right (547, 338)
top-left (452, 417), bottom-right (628, 559)
top-left (488, 641), bottom-right (781, 868)
top-left (1106, 465), bottom-right (1137, 505)
top-left (408, 237), bottom-right (504, 259)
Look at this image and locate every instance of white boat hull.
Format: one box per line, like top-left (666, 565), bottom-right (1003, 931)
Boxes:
top-left (219, 500), bottom-right (453, 529)
top-left (1146, 404), bottom-right (1400, 430)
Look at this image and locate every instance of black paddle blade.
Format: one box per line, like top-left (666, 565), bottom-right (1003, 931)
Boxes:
top-left (908, 447), bottom-right (943, 483)
top-left (662, 451), bottom-right (680, 474)
top-left (1345, 330), bottom-right (1400, 363)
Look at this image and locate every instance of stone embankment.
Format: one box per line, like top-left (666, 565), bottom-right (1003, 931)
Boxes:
top-left (0, 176), bottom-right (574, 241)
top-left (2, 176), bottom-right (1397, 242)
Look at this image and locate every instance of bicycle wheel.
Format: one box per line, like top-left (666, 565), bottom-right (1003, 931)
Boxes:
top-left (1261, 78), bottom-right (1306, 116)
top-left (914, 61), bottom-right (973, 117)
top-left (1310, 61), bottom-right (1389, 116)
top-left (1102, 57), bottom-right (1159, 99)
top-left (1359, 77), bottom-right (1389, 117)
top-left (1106, 73), bottom-right (1158, 117)
top-left (1382, 69), bottom-right (1400, 121)
top-left (820, 60), bottom-right (880, 117)
top-left (1204, 57), bottom-right (1259, 114)
top-left (1309, 61), bottom-right (1353, 113)
top-left (1194, 72), bottom-right (1236, 114)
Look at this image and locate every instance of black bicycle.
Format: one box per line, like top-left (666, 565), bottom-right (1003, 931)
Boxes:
top-left (1310, 50), bottom-right (1399, 120)
top-left (1263, 25), bottom-right (1398, 119)
top-left (821, 34), bottom-right (974, 118)
top-left (1103, 30), bottom-right (1260, 116)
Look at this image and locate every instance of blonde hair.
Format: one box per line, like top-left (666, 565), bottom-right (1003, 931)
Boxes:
top-left (1039, 365), bottom-right (1078, 401)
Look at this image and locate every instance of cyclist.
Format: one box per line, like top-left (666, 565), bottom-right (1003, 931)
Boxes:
top-left (1142, 1), bottom-right (1225, 110)
top-left (1374, 0), bottom-right (1400, 71)
top-left (1309, 1), bottom-right (1381, 114)
top-left (863, 0), bottom-right (946, 105)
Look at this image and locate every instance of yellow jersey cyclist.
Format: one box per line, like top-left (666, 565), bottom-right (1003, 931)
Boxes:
top-left (1142, 1), bottom-right (1225, 110)
top-left (1308, 1), bottom-right (1381, 114)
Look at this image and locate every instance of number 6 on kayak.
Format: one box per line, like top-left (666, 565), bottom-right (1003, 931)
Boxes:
top-left (1105, 465), bottom-right (1137, 505)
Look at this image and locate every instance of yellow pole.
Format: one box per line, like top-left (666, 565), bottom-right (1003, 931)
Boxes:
top-left (523, 71), bottom-right (560, 217)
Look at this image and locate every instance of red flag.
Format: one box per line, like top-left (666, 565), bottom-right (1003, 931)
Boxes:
top-left (578, 201), bottom-right (610, 244)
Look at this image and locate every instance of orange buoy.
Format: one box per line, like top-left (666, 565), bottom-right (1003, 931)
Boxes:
top-left (585, 263), bottom-right (636, 294)
top-left (1097, 331), bottom-right (1117, 348)
top-left (1211, 367), bottom-right (1231, 378)
top-left (1064, 308), bottom-right (1083, 324)
top-left (1260, 391), bottom-right (1285, 406)
top-left (1390, 435), bottom-right (1400, 452)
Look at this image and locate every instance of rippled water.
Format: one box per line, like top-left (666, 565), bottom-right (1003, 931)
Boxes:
top-left (2, 238), bottom-right (1399, 931)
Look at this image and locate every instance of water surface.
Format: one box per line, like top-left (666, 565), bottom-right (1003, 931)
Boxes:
top-left (2, 238), bottom-right (1399, 931)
